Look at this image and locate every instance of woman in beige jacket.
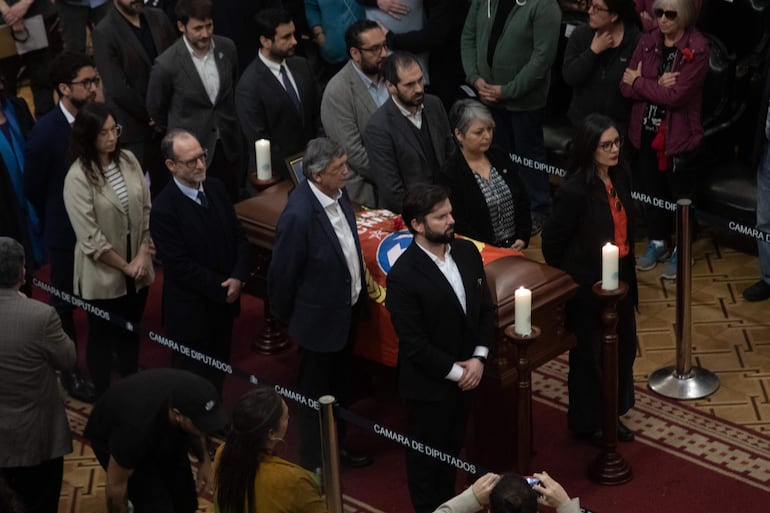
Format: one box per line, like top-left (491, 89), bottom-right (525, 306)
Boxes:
top-left (63, 102), bottom-right (153, 398)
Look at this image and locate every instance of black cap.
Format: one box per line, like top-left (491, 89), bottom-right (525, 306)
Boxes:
top-left (168, 372), bottom-right (227, 434)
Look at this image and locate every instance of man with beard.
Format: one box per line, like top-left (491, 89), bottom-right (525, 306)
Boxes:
top-left (23, 51), bottom-right (100, 403)
top-left (386, 183), bottom-right (494, 513)
top-left (147, 0), bottom-right (242, 202)
top-left (235, 7), bottom-right (320, 184)
top-left (364, 52), bottom-right (452, 213)
top-left (320, 19), bottom-right (388, 207)
top-left (92, 0), bottom-right (176, 196)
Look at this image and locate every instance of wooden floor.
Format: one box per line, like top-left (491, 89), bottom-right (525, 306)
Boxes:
top-left (523, 230), bottom-right (770, 435)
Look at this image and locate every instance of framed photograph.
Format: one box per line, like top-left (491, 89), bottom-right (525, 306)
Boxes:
top-left (285, 153), bottom-right (304, 185)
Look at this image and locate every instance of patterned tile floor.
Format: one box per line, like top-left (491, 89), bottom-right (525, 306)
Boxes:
top-left (524, 230), bottom-right (770, 435)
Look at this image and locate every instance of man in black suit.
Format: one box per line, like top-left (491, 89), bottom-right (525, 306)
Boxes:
top-left (235, 8), bottom-right (320, 181)
top-left (150, 130), bottom-right (249, 392)
top-left (268, 137), bottom-right (371, 471)
top-left (386, 183), bottom-right (494, 513)
top-left (93, 0), bottom-right (176, 196)
top-left (23, 51), bottom-right (98, 403)
top-left (364, 52), bottom-right (453, 213)
top-left (146, 0), bottom-right (242, 202)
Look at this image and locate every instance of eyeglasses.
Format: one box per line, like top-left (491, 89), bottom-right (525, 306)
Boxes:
top-left (653, 8), bottom-right (678, 20)
top-left (357, 43), bottom-right (387, 54)
top-left (99, 124), bottom-right (122, 137)
top-left (609, 187), bottom-right (623, 211)
top-left (588, 2), bottom-right (611, 13)
top-left (175, 149), bottom-right (208, 170)
top-left (598, 136), bottom-right (623, 152)
top-left (70, 76), bottom-right (101, 89)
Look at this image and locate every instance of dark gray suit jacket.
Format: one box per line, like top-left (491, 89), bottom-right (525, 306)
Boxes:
top-left (364, 93), bottom-right (453, 213)
top-left (235, 54), bottom-right (321, 175)
top-left (146, 35), bottom-right (241, 161)
top-left (93, 5), bottom-right (176, 145)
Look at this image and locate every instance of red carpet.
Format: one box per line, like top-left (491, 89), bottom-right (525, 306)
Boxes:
top-left (34, 266), bottom-right (770, 513)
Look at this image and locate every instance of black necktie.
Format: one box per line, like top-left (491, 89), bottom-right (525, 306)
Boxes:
top-left (197, 190), bottom-right (209, 208)
top-left (280, 64), bottom-right (302, 113)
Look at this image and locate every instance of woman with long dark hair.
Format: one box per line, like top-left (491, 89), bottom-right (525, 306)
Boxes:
top-left (542, 113), bottom-right (638, 445)
top-left (63, 102), bottom-right (153, 398)
top-left (215, 386), bottom-right (327, 513)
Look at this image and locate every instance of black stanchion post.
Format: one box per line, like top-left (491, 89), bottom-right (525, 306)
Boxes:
top-left (588, 281), bottom-right (632, 485)
top-left (649, 199), bottom-right (719, 399)
top-left (319, 395), bottom-right (342, 513)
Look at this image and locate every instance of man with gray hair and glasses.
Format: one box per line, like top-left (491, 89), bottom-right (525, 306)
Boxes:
top-left (0, 236), bottom-right (76, 513)
top-left (269, 137), bottom-right (372, 471)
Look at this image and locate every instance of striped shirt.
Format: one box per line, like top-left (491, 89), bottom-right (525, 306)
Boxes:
top-left (103, 162), bottom-right (129, 213)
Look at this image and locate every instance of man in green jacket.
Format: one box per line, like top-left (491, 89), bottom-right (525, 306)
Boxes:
top-left (461, 0), bottom-right (561, 233)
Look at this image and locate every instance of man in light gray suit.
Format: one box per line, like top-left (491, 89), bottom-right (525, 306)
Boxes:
top-left (146, 0), bottom-right (242, 202)
top-left (364, 52), bottom-right (453, 213)
top-left (320, 19), bottom-right (389, 208)
top-left (0, 237), bottom-right (75, 513)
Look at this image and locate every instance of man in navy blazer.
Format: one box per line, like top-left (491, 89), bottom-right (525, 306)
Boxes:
top-left (386, 183), bottom-right (494, 513)
top-left (23, 51), bottom-right (99, 403)
top-left (235, 8), bottom-right (321, 180)
top-left (268, 137), bottom-right (371, 471)
top-left (150, 130), bottom-right (249, 393)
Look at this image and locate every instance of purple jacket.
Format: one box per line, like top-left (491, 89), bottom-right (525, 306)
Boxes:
top-left (620, 27), bottom-right (709, 156)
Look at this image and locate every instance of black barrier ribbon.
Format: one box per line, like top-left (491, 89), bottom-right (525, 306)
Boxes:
top-left (32, 279), bottom-right (488, 477)
top-left (509, 152), bottom-right (770, 243)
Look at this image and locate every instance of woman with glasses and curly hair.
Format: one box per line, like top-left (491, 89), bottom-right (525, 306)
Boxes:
top-left (63, 102), bottom-right (153, 398)
top-left (214, 386), bottom-right (327, 513)
top-left (542, 113), bottom-right (638, 446)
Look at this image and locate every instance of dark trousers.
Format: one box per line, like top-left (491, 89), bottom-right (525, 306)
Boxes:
top-left (86, 287), bottom-right (149, 398)
top-left (297, 345), bottom-right (351, 471)
top-left (91, 442), bottom-right (197, 513)
top-left (48, 247), bottom-right (76, 340)
top-left (207, 139), bottom-right (241, 203)
top-left (491, 108), bottom-right (551, 213)
top-left (1, 457), bottom-right (63, 513)
top-left (566, 272), bottom-right (637, 434)
top-left (635, 131), bottom-right (697, 242)
top-left (405, 394), bottom-right (470, 513)
top-left (171, 306), bottom-right (234, 394)
top-left (123, 134), bottom-right (169, 199)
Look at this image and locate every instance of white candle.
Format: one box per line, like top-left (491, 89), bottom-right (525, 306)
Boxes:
top-left (602, 242), bottom-right (619, 290)
top-left (255, 139), bottom-right (272, 180)
top-left (514, 286), bottom-right (532, 335)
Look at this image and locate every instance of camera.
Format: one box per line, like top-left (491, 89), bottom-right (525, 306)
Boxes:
top-left (525, 476), bottom-right (541, 488)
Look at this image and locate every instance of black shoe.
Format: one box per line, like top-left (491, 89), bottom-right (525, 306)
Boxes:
top-left (743, 280), bottom-right (770, 302)
top-left (61, 370), bottom-right (96, 403)
top-left (572, 429), bottom-right (603, 448)
top-left (617, 420), bottom-right (635, 442)
top-left (340, 448), bottom-right (373, 468)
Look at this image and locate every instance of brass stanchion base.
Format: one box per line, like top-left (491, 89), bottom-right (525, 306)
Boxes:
top-left (648, 366), bottom-right (720, 399)
top-left (588, 450), bottom-right (633, 485)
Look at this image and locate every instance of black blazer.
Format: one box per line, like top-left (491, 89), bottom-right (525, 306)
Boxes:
top-left (386, 238), bottom-right (495, 401)
top-left (268, 180), bottom-right (366, 352)
top-left (438, 145), bottom-right (532, 247)
top-left (149, 177), bottom-right (249, 339)
top-left (542, 166), bottom-right (638, 303)
top-left (23, 105), bottom-right (75, 250)
top-left (235, 55), bottom-right (321, 175)
top-left (93, 4), bottom-right (177, 144)
top-left (365, 94), bottom-right (453, 213)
